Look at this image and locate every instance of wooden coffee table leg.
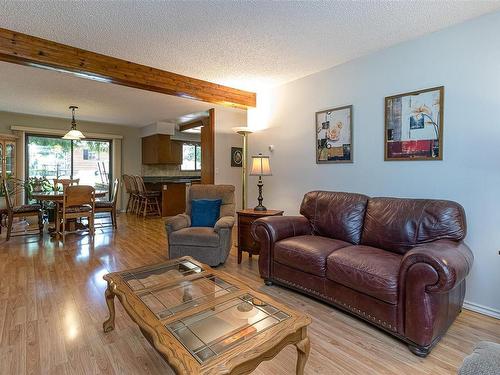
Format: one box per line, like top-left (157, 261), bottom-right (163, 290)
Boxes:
top-left (103, 286), bottom-right (116, 333)
top-left (295, 332), bottom-right (310, 375)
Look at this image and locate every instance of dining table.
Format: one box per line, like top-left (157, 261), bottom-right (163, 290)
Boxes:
top-left (31, 190), bottom-right (108, 235)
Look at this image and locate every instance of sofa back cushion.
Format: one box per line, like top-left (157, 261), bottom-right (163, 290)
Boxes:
top-left (299, 191), bottom-right (369, 244)
top-left (361, 197), bottom-right (467, 254)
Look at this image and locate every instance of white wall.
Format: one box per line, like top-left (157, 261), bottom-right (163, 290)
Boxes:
top-left (248, 11), bottom-right (500, 315)
top-left (214, 108), bottom-right (246, 211)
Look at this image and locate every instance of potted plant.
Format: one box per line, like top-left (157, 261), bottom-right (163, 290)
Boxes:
top-left (26, 177), bottom-right (55, 222)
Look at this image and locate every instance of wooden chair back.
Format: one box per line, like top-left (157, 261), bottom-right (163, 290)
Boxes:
top-left (2, 179), bottom-right (13, 211)
top-left (2, 178), bottom-right (24, 212)
top-left (110, 178), bottom-right (120, 207)
top-left (122, 175), bottom-right (132, 194)
top-left (63, 185), bottom-right (95, 209)
top-left (54, 178), bottom-right (80, 191)
top-left (134, 176), bottom-right (146, 194)
top-left (128, 175), bottom-right (139, 194)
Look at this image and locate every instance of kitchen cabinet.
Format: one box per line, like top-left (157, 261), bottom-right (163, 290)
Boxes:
top-left (142, 134), bottom-right (182, 165)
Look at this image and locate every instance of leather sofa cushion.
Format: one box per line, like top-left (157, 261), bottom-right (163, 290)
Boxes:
top-left (326, 245), bottom-right (402, 304)
top-left (361, 197), bottom-right (467, 254)
top-left (299, 191), bottom-right (368, 244)
top-left (169, 227), bottom-right (219, 247)
top-left (274, 235), bottom-right (350, 277)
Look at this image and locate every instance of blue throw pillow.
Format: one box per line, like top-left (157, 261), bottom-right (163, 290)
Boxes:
top-left (191, 199), bottom-right (222, 227)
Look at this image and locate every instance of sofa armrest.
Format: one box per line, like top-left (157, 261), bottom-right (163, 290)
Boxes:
top-left (400, 239), bottom-right (474, 293)
top-left (399, 239), bottom-right (473, 348)
top-left (214, 216), bottom-right (235, 233)
top-left (251, 216), bottom-right (312, 279)
top-left (165, 213), bottom-right (191, 235)
top-left (251, 215), bottom-right (312, 244)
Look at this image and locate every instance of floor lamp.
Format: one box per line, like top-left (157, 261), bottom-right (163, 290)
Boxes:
top-left (233, 127), bottom-right (253, 209)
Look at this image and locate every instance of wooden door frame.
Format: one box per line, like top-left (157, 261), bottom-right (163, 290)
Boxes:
top-left (200, 109), bottom-right (215, 184)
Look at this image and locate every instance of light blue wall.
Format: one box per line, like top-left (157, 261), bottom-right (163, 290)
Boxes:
top-left (249, 11), bottom-right (500, 314)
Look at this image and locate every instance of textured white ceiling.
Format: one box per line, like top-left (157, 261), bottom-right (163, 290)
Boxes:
top-left (0, 1), bottom-right (499, 125)
top-left (1, 1), bottom-right (499, 92)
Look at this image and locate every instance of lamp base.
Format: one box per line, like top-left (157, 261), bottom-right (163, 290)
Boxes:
top-left (253, 204), bottom-right (267, 212)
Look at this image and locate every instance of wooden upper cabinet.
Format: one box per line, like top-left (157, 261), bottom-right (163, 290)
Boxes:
top-left (142, 135), bottom-right (183, 165)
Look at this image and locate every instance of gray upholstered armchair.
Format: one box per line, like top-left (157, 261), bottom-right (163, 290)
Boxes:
top-left (165, 184), bottom-right (235, 266)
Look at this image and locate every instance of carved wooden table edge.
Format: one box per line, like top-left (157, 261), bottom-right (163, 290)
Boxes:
top-left (102, 256), bottom-right (311, 375)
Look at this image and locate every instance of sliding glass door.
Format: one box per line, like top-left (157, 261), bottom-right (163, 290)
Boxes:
top-left (26, 134), bottom-right (112, 197)
top-left (72, 139), bottom-right (111, 191)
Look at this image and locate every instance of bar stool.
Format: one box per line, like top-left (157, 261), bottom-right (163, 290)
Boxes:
top-left (134, 176), bottom-right (161, 217)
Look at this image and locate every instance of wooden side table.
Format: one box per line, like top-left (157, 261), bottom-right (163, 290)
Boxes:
top-left (237, 209), bottom-right (284, 264)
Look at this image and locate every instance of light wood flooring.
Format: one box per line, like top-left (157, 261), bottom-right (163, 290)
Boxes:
top-left (0, 214), bottom-right (498, 374)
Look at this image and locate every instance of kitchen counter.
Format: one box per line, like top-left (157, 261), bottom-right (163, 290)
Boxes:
top-left (143, 177), bottom-right (200, 216)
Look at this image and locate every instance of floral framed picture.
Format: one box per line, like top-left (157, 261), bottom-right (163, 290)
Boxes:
top-left (385, 86), bottom-right (444, 161)
top-left (316, 105), bottom-right (353, 163)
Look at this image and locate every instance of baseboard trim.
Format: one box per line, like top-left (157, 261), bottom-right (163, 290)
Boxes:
top-left (463, 301), bottom-right (500, 319)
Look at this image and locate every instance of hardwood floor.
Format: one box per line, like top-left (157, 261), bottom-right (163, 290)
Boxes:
top-left (0, 214), bottom-right (498, 374)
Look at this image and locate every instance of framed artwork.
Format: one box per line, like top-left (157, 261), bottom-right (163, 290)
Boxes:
top-left (231, 147), bottom-right (243, 167)
top-left (316, 105), bottom-right (353, 163)
top-left (385, 86), bottom-right (444, 161)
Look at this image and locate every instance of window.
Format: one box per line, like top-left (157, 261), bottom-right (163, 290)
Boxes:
top-left (26, 134), bottom-right (112, 198)
top-left (181, 143), bottom-right (201, 171)
top-left (83, 149), bottom-right (98, 160)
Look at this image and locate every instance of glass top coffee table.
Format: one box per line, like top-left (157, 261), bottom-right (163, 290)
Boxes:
top-left (103, 257), bottom-right (311, 374)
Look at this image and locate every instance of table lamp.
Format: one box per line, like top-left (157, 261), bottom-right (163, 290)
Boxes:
top-left (249, 153), bottom-right (272, 211)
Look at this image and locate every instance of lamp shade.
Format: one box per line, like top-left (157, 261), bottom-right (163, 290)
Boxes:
top-left (250, 154), bottom-right (272, 176)
top-left (62, 129), bottom-right (86, 140)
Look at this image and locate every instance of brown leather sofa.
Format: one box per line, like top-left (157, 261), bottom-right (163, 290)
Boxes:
top-left (252, 191), bottom-right (473, 356)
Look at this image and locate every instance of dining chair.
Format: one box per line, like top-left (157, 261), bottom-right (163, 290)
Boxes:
top-left (128, 175), bottom-right (141, 214)
top-left (54, 178), bottom-right (80, 191)
top-left (61, 185), bottom-right (95, 241)
top-left (122, 175), bottom-right (135, 213)
top-left (95, 178), bottom-right (119, 228)
top-left (134, 176), bottom-right (161, 217)
top-left (2, 179), bottom-right (43, 241)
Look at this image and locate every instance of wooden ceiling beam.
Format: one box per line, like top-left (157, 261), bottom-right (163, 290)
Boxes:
top-left (179, 117), bottom-right (209, 132)
top-left (0, 28), bottom-right (256, 109)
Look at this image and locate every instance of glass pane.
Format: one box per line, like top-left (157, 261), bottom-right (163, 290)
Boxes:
top-left (27, 136), bottom-right (72, 184)
top-left (121, 260), bottom-right (203, 291)
top-left (195, 144), bottom-right (202, 170)
top-left (72, 139), bottom-right (111, 197)
top-left (5, 142), bottom-right (15, 178)
top-left (139, 274), bottom-right (238, 319)
top-left (181, 144), bottom-right (196, 171)
top-left (167, 293), bottom-right (289, 363)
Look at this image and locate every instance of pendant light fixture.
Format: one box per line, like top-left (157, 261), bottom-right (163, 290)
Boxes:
top-left (63, 106), bottom-right (86, 140)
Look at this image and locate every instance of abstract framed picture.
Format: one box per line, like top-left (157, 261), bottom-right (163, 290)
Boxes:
top-left (385, 86), bottom-right (444, 161)
top-left (316, 105), bottom-right (353, 163)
